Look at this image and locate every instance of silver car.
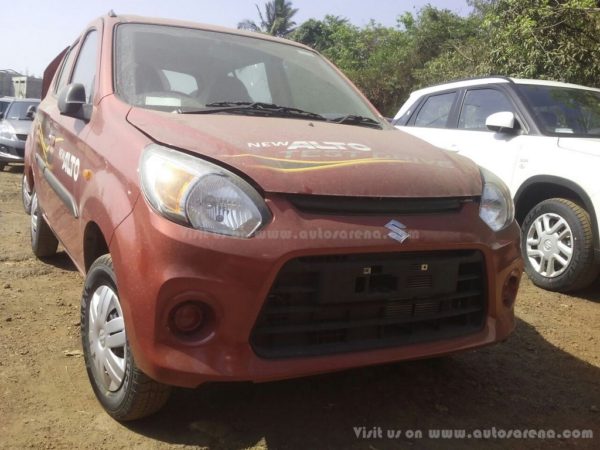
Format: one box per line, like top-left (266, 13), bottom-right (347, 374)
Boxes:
top-left (0, 98), bottom-right (39, 170)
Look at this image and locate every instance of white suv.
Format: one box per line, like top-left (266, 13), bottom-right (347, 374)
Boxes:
top-left (394, 77), bottom-right (600, 292)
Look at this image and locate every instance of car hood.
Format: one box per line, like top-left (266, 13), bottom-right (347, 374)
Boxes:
top-left (3, 118), bottom-right (33, 135)
top-left (127, 108), bottom-right (483, 197)
top-left (557, 137), bottom-right (600, 157)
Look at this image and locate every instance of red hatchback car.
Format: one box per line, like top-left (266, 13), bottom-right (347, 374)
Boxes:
top-left (23, 13), bottom-right (523, 420)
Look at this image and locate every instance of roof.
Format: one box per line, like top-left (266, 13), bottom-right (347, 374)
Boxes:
top-left (107, 13), bottom-right (314, 52)
top-left (409, 76), bottom-right (600, 98)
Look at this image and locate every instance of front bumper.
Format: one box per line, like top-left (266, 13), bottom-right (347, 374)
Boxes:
top-left (110, 194), bottom-right (523, 388)
top-left (0, 137), bottom-right (25, 163)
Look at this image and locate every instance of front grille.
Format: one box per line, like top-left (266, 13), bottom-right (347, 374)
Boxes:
top-left (286, 194), bottom-right (475, 215)
top-left (251, 251), bottom-right (486, 359)
top-left (16, 134), bottom-right (28, 141)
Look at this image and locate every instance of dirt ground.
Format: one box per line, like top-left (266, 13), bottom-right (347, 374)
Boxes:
top-left (0, 166), bottom-right (599, 450)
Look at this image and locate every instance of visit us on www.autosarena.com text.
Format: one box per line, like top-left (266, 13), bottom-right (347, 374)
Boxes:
top-left (353, 426), bottom-right (594, 440)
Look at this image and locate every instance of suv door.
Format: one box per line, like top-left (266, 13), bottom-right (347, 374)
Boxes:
top-left (448, 87), bottom-right (523, 190)
top-left (400, 86), bottom-right (529, 196)
top-left (35, 29), bottom-right (99, 263)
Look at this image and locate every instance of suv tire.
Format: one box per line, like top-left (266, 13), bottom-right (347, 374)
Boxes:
top-left (81, 255), bottom-right (171, 420)
top-left (30, 192), bottom-right (58, 258)
top-left (522, 198), bottom-right (600, 292)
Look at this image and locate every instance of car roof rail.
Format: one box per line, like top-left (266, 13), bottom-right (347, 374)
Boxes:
top-left (420, 75), bottom-right (515, 91)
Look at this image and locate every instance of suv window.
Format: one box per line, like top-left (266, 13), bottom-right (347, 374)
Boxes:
top-left (414, 92), bottom-right (456, 128)
top-left (70, 30), bottom-right (98, 103)
top-left (458, 89), bottom-right (514, 130)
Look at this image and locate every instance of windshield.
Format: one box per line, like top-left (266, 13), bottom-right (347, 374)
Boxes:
top-left (0, 100), bottom-right (11, 115)
top-left (518, 84), bottom-right (600, 136)
top-left (114, 24), bottom-right (381, 124)
top-left (4, 101), bottom-right (39, 120)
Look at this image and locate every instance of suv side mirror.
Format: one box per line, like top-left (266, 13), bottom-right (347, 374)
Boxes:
top-left (26, 105), bottom-right (37, 120)
top-left (58, 83), bottom-right (91, 122)
top-left (486, 111), bottom-right (517, 133)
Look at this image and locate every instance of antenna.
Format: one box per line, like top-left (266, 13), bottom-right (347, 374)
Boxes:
top-left (108, 10), bottom-right (117, 18)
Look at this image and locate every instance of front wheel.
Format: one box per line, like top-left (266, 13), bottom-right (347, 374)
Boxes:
top-left (522, 198), bottom-right (600, 292)
top-left (81, 255), bottom-right (171, 420)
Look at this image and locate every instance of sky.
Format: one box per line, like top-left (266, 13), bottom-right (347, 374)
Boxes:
top-left (0, 0), bottom-right (471, 77)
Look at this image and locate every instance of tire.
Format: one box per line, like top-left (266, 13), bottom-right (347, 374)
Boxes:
top-left (30, 192), bottom-right (58, 258)
top-left (81, 254), bottom-right (171, 421)
top-left (0, 162), bottom-right (5, 171)
top-left (22, 174), bottom-right (33, 215)
top-left (521, 198), bottom-right (600, 292)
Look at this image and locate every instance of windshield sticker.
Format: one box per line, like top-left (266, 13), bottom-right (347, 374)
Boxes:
top-left (225, 154), bottom-right (454, 173)
top-left (248, 141), bottom-right (372, 152)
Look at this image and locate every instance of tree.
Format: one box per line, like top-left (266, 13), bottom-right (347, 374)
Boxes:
top-left (417, 0), bottom-right (600, 87)
top-left (238, 0), bottom-right (299, 37)
top-left (483, 0), bottom-right (600, 85)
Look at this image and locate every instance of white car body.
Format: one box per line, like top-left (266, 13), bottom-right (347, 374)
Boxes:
top-left (394, 77), bottom-right (600, 291)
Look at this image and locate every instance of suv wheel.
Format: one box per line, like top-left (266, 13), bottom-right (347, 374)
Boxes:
top-left (30, 192), bottom-right (58, 258)
top-left (0, 162), bottom-right (5, 171)
top-left (81, 255), bottom-right (171, 421)
top-left (22, 175), bottom-right (33, 215)
top-left (522, 198), bottom-right (600, 292)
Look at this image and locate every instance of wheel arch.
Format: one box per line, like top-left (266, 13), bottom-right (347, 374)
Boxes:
top-left (83, 221), bottom-right (109, 273)
top-left (514, 176), bottom-right (598, 247)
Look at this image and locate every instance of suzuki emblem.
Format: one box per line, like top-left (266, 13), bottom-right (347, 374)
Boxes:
top-left (385, 220), bottom-right (410, 243)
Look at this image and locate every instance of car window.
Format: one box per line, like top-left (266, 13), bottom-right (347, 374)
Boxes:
top-left (4, 101), bottom-right (39, 120)
top-left (70, 30), bottom-right (98, 103)
top-left (162, 70), bottom-right (198, 95)
top-left (114, 24), bottom-right (380, 122)
top-left (458, 89), bottom-right (514, 130)
top-left (54, 46), bottom-right (78, 94)
top-left (518, 84), bottom-right (600, 136)
top-left (234, 63), bottom-right (272, 104)
top-left (414, 92), bottom-right (456, 128)
top-left (0, 100), bottom-right (11, 115)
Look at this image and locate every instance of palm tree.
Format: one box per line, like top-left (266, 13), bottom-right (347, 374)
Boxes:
top-left (238, 0), bottom-right (299, 37)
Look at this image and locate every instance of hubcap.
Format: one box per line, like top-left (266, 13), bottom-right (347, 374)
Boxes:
top-left (22, 176), bottom-right (32, 211)
top-left (30, 194), bottom-right (39, 237)
top-left (88, 285), bottom-right (127, 392)
top-left (526, 213), bottom-right (573, 278)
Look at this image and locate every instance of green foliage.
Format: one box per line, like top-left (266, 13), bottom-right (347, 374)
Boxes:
top-left (292, 6), bottom-right (476, 115)
top-left (238, 0), bottom-right (299, 37)
top-left (482, 0), bottom-right (600, 85)
top-left (246, 0), bottom-right (600, 116)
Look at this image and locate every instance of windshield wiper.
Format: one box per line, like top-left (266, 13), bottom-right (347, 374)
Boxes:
top-left (333, 114), bottom-right (383, 129)
top-left (178, 102), bottom-right (328, 122)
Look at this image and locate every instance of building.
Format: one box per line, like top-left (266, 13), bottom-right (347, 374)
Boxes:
top-left (0, 70), bottom-right (42, 99)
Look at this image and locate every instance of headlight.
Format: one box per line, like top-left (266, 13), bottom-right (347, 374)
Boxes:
top-left (479, 167), bottom-right (514, 231)
top-left (140, 144), bottom-right (270, 237)
top-left (0, 121), bottom-right (17, 141)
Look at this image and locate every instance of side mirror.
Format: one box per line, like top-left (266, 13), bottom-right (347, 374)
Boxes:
top-left (26, 105), bottom-right (37, 120)
top-left (57, 83), bottom-right (91, 122)
top-left (486, 111), bottom-right (517, 133)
